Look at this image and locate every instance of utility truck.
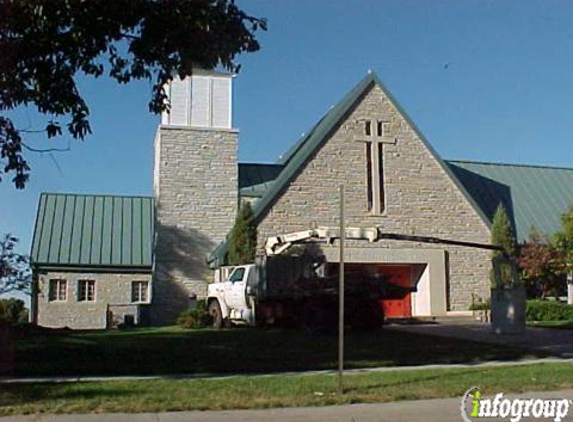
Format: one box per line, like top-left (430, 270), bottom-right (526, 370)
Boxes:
top-left (206, 227), bottom-right (506, 330)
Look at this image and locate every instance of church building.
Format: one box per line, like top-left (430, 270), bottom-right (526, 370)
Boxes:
top-left (29, 69), bottom-right (573, 329)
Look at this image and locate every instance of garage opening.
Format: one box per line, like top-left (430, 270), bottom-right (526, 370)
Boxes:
top-left (325, 263), bottom-right (420, 319)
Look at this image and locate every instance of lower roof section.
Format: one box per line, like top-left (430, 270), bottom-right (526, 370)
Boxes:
top-left (447, 160), bottom-right (573, 242)
top-left (31, 193), bottom-right (153, 270)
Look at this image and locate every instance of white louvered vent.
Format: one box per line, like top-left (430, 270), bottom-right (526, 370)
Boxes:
top-left (211, 77), bottom-right (231, 128)
top-left (190, 75), bottom-right (211, 127)
top-left (166, 76), bottom-right (189, 126)
top-left (162, 69), bottom-right (232, 129)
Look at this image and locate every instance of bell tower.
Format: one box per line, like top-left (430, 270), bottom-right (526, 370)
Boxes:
top-left (152, 69), bottom-right (238, 324)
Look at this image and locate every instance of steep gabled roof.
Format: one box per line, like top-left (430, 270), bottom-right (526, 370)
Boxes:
top-left (239, 162), bottom-right (284, 199)
top-left (209, 72), bottom-right (490, 267)
top-left (447, 160), bottom-right (573, 242)
top-left (31, 193), bottom-right (154, 271)
top-left (248, 72), bottom-right (490, 228)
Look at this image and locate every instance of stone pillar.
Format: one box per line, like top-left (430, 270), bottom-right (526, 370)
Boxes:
top-left (152, 126), bottom-right (238, 325)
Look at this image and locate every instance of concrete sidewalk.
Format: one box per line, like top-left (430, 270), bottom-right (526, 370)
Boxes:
top-left (2, 389), bottom-right (573, 422)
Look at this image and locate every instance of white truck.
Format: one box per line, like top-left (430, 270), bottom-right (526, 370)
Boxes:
top-left (206, 227), bottom-right (507, 330)
top-left (207, 227), bottom-right (395, 330)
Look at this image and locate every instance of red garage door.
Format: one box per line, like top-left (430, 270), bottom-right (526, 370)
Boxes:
top-left (378, 265), bottom-right (412, 319)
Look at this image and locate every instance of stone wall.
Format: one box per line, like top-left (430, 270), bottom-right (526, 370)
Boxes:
top-left (256, 84), bottom-right (492, 311)
top-left (153, 125), bottom-right (238, 324)
top-left (36, 271), bottom-right (151, 329)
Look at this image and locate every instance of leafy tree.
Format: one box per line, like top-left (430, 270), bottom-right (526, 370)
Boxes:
top-left (554, 205), bottom-right (573, 277)
top-left (518, 228), bottom-right (562, 298)
top-left (228, 201), bottom-right (257, 265)
top-left (491, 204), bottom-right (517, 258)
top-left (0, 234), bottom-right (31, 294)
top-left (0, 0), bottom-right (266, 188)
top-left (553, 206), bottom-right (573, 304)
top-left (0, 298), bottom-right (28, 325)
top-left (490, 205), bottom-right (517, 287)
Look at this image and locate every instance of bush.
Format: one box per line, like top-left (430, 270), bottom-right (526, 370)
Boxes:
top-left (177, 302), bottom-right (213, 329)
top-left (469, 299), bottom-right (490, 311)
top-left (0, 298), bottom-right (28, 326)
top-left (525, 300), bottom-right (573, 322)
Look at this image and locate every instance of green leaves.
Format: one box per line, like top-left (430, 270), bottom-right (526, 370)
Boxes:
top-left (228, 201), bottom-right (257, 266)
top-left (491, 205), bottom-right (517, 257)
top-left (0, 234), bottom-right (31, 295)
top-left (490, 205), bottom-right (518, 287)
top-left (0, 0), bottom-right (266, 188)
top-left (553, 205), bottom-right (573, 274)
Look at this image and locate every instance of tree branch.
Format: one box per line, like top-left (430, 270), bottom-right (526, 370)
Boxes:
top-left (21, 142), bottom-right (70, 153)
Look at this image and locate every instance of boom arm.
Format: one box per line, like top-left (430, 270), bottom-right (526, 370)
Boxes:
top-left (265, 227), bottom-right (505, 256)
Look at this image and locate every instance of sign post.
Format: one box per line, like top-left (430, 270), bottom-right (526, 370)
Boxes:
top-left (338, 184), bottom-right (345, 395)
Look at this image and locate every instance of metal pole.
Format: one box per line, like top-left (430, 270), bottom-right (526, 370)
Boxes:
top-left (338, 184), bottom-right (345, 395)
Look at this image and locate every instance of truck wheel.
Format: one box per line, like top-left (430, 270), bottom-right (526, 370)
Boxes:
top-left (208, 300), bottom-right (223, 329)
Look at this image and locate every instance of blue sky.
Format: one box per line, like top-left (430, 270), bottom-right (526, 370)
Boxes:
top-left (2, 0), bottom-right (573, 256)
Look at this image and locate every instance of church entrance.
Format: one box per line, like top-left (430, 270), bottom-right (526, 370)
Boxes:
top-left (340, 263), bottom-right (413, 319)
top-left (377, 265), bottom-right (413, 319)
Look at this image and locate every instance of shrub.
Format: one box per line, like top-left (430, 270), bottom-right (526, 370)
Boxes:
top-left (469, 299), bottom-right (490, 311)
top-left (490, 205), bottom-right (518, 288)
top-left (228, 202), bottom-right (257, 266)
top-left (177, 302), bottom-right (213, 329)
top-left (525, 300), bottom-right (573, 322)
top-left (0, 298), bottom-right (28, 326)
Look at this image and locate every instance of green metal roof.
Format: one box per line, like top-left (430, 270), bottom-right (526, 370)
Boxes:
top-left (31, 193), bottom-right (154, 271)
top-left (209, 72), bottom-right (489, 267)
top-left (239, 163), bottom-right (283, 198)
top-left (447, 160), bottom-right (573, 242)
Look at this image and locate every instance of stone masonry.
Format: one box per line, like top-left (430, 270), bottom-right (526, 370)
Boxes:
top-left (153, 125), bottom-right (238, 324)
top-left (36, 271), bottom-right (151, 330)
top-left (256, 83), bottom-right (492, 311)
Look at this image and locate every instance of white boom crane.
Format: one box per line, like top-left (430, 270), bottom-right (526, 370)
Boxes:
top-left (265, 226), bottom-right (506, 256)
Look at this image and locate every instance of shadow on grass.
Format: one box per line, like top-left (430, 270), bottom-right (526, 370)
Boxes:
top-left (8, 326), bottom-right (552, 378)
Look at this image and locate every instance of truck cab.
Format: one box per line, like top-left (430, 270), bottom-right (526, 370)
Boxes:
top-left (207, 265), bottom-right (256, 328)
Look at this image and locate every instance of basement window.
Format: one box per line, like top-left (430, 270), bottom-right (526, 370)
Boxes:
top-left (48, 279), bottom-right (67, 302)
top-left (131, 281), bottom-right (149, 303)
top-left (78, 280), bottom-right (96, 302)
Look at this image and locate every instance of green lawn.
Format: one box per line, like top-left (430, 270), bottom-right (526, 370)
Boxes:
top-left (2, 363), bottom-right (573, 415)
top-left (3, 325), bottom-right (548, 377)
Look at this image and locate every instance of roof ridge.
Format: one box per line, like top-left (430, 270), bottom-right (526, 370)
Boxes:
top-left (40, 192), bottom-right (153, 199)
top-left (447, 159), bottom-right (573, 171)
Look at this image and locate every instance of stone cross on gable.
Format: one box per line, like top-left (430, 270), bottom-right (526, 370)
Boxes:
top-left (353, 119), bottom-right (396, 145)
top-left (353, 119), bottom-right (396, 215)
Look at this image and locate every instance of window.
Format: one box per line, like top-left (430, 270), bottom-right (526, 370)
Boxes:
top-left (364, 120), bottom-right (372, 136)
top-left (365, 143), bottom-right (373, 211)
top-left (363, 119), bottom-right (387, 214)
top-left (131, 281), bottom-right (149, 303)
top-left (377, 120), bottom-right (384, 137)
top-left (78, 280), bottom-right (96, 302)
top-left (378, 142), bottom-right (385, 212)
top-left (48, 279), bottom-right (67, 301)
top-left (229, 267), bottom-right (245, 283)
